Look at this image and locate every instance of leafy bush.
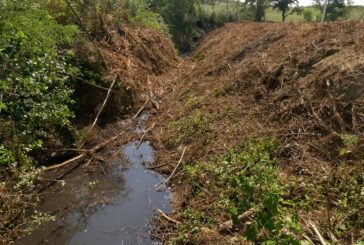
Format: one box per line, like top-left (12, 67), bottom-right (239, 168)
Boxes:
top-left (224, 140), bottom-right (302, 243)
top-left (123, 0), bottom-right (169, 34)
top-left (303, 9), bottom-right (313, 21)
top-left (179, 139), bottom-right (305, 243)
top-left (0, 1), bottom-right (79, 167)
top-left (166, 110), bottom-right (212, 148)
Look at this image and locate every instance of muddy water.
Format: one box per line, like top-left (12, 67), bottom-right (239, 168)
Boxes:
top-left (17, 116), bottom-right (172, 245)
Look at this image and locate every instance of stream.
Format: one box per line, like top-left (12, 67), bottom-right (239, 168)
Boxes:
top-left (16, 114), bottom-right (172, 245)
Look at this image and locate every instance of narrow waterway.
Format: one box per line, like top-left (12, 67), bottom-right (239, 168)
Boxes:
top-left (17, 115), bottom-right (172, 245)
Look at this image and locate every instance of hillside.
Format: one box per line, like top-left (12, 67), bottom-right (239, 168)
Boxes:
top-left (149, 21), bottom-right (364, 244)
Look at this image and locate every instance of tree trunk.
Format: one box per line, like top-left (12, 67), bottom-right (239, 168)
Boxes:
top-left (226, 0), bottom-right (229, 22)
top-left (282, 10), bottom-right (286, 22)
top-left (321, 0), bottom-right (328, 22)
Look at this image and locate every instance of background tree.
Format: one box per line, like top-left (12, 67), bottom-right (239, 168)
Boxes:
top-left (271, 0), bottom-right (300, 22)
top-left (316, 0), bottom-right (347, 21)
top-left (244, 0), bottom-right (266, 22)
top-left (161, 0), bottom-right (198, 51)
top-left (303, 8), bottom-right (314, 21)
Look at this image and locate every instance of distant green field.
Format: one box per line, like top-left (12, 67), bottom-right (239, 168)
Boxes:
top-left (201, 3), bottom-right (364, 23)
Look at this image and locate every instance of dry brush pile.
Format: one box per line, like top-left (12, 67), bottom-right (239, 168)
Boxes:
top-left (150, 21), bottom-right (364, 244)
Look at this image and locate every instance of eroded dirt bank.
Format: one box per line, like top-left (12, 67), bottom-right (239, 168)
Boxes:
top-left (147, 21), bottom-right (364, 244)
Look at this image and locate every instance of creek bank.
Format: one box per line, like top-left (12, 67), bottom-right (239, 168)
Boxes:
top-left (148, 21), bottom-right (364, 244)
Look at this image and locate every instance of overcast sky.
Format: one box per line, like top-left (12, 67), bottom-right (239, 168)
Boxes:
top-left (299, 0), bottom-right (364, 5)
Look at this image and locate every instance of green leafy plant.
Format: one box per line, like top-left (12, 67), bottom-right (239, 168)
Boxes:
top-left (220, 139), bottom-right (302, 243)
top-left (166, 110), bottom-right (212, 147)
top-left (339, 134), bottom-right (359, 156)
top-left (0, 2), bottom-right (79, 167)
top-left (303, 9), bottom-right (313, 21)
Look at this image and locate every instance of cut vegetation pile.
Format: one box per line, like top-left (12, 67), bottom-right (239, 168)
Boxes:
top-left (75, 23), bottom-right (180, 125)
top-left (150, 21), bottom-right (364, 244)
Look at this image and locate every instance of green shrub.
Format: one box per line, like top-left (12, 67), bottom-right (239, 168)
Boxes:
top-left (224, 139), bottom-right (302, 243)
top-left (303, 9), bottom-right (313, 21)
top-left (179, 139), bottom-right (305, 243)
top-left (0, 1), bottom-right (79, 167)
top-left (123, 0), bottom-right (169, 34)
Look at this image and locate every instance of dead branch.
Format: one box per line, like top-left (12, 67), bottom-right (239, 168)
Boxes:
top-left (90, 75), bottom-right (118, 130)
top-left (309, 221), bottom-right (327, 245)
top-left (45, 154), bottom-right (85, 171)
top-left (136, 123), bottom-right (156, 149)
top-left (218, 208), bottom-right (254, 233)
top-left (157, 209), bottom-right (180, 225)
top-left (45, 99), bottom-right (148, 171)
top-left (63, 0), bottom-right (106, 68)
top-left (147, 162), bottom-right (173, 170)
top-left (133, 97), bottom-right (150, 120)
top-left (156, 146), bottom-right (187, 191)
top-left (150, 91), bottom-right (160, 110)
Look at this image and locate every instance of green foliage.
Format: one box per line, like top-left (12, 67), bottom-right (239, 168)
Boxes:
top-left (315, 0), bottom-right (348, 21)
top-left (303, 9), bottom-right (313, 21)
top-left (24, 211), bottom-right (56, 234)
top-left (171, 207), bottom-right (215, 244)
top-left (166, 110), bottom-right (212, 148)
top-left (339, 133), bottom-right (359, 156)
top-left (324, 165), bottom-right (364, 240)
top-left (0, 1), bottom-right (79, 167)
top-left (123, 0), bottom-right (169, 34)
top-left (271, 0), bottom-right (299, 22)
top-left (341, 134), bottom-right (359, 147)
top-left (72, 0), bottom-right (169, 36)
top-left (186, 93), bottom-right (200, 109)
top-left (217, 139), bottom-right (302, 243)
top-left (161, 0), bottom-right (199, 50)
top-left (179, 139), bottom-right (305, 243)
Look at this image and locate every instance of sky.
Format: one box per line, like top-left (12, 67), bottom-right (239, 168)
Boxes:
top-left (299, 0), bottom-right (364, 5)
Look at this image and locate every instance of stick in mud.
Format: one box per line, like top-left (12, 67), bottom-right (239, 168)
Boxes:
top-left (156, 146), bottom-right (187, 191)
top-left (157, 209), bottom-right (180, 225)
top-left (90, 75), bottom-right (118, 130)
top-left (309, 221), bottom-right (327, 245)
top-left (136, 123), bottom-right (156, 149)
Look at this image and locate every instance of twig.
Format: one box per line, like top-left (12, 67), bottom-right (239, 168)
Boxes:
top-left (63, 0), bottom-right (106, 67)
top-left (157, 209), bottom-right (180, 225)
top-left (149, 91), bottom-right (160, 110)
top-left (45, 154), bottom-right (85, 171)
top-left (156, 146), bottom-right (187, 191)
top-left (90, 75), bottom-right (118, 130)
top-left (309, 221), bottom-right (327, 245)
top-left (132, 97), bottom-right (150, 120)
top-left (328, 231), bottom-right (339, 244)
top-left (147, 162), bottom-right (172, 170)
top-left (136, 123), bottom-right (156, 149)
top-left (45, 99), bottom-right (148, 171)
top-left (75, 77), bottom-right (109, 91)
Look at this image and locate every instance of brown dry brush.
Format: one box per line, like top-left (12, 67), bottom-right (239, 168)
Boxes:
top-left (151, 21), bottom-right (364, 243)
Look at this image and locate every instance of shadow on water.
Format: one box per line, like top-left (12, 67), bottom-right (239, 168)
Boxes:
top-left (17, 115), bottom-right (172, 245)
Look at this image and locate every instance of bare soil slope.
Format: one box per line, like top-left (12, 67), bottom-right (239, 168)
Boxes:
top-left (150, 21), bottom-right (364, 244)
